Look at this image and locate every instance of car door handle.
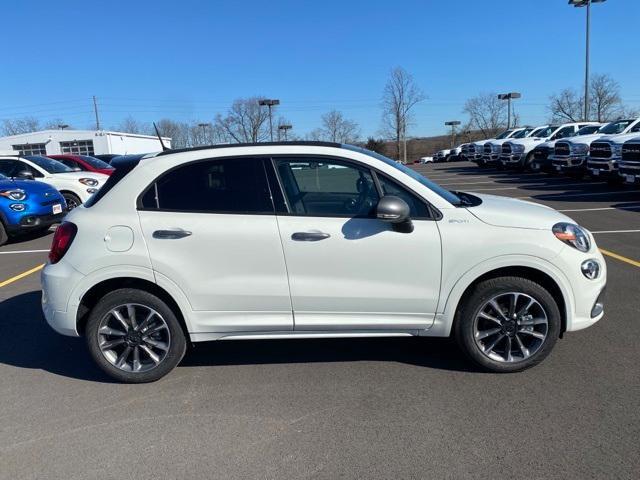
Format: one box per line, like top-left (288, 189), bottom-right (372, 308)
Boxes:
top-left (153, 229), bottom-right (192, 240)
top-left (291, 231), bottom-right (331, 242)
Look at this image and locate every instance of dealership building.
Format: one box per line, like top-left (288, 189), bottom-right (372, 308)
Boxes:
top-left (0, 129), bottom-right (171, 156)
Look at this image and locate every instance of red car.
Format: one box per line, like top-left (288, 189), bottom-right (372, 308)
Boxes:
top-left (47, 154), bottom-right (115, 176)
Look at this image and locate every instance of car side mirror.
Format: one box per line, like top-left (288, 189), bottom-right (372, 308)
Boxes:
top-left (16, 170), bottom-right (34, 180)
top-left (376, 196), bottom-right (413, 233)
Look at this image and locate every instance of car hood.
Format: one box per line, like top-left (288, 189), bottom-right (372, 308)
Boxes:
top-left (0, 178), bottom-right (60, 195)
top-left (565, 133), bottom-right (606, 146)
top-left (508, 137), bottom-right (550, 146)
top-left (597, 132), bottom-right (640, 145)
top-left (466, 193), bottom-right (573, 230)
top-left (52, 171), bottom-right (109, 181)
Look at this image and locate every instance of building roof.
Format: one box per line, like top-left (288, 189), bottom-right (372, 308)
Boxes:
top-left (0, 129), bottom-right (170, 142)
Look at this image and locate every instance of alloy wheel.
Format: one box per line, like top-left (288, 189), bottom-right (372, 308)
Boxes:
top-left (473, 292), bottom-right (548, 363)
top-left (97, 303), bottom-right (171, 373)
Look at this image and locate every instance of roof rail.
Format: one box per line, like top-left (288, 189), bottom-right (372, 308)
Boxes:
top-left (155, 141), bottom-right (343, 156)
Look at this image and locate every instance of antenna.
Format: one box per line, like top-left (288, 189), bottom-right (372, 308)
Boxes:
top-left (153, 122), bottom-right (170, 151)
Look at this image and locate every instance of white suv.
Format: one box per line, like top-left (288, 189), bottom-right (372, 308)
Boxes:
top-left (41, 143), bottom-right (607, 382)
top-left (0, 155), bottom-right (108, 209)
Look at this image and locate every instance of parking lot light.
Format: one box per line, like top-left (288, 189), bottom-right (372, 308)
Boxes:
top-left (569, 0), bottom-right (607, 121)
top-left (278, 124), bottom-right (292, 141)
top-left (258, 99), bottom-right (280, 142)
top-left (445, 121), bottom-right (461, 149)
top-left (498, 93), bottom-right (521, 129)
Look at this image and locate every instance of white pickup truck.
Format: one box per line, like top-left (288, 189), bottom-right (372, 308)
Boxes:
top-left (619, 137), bottom-right (640, 184)
top-left (500, 122), bottom-right (594, 171)
top-left (469, 129), bottom-right (523, 166)
top-left (482, 127), bottom-right (539, 166)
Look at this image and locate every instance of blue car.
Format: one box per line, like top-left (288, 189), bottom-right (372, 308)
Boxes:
top-left (0, 173), bottom-right (66, 245)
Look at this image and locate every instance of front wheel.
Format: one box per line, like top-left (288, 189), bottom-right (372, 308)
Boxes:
top-left (455, 276), bottom-right (561, 372)
top-left (0, 222), bottom-right (7, 246)
top-left (62, 192), bottom-right (82, 211)
top-left (86, 288), bottom-right (187, 383)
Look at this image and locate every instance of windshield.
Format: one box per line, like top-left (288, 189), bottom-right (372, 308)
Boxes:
top-left (80, 155), bottom-right (114, 169)
top-left (599, 120), bottom-right (633, 135)
top-left (512, 128), bottom-right (534, 139)
top-left (495, 130), bottom-right (514, 140)
top-left (0, 173), bottom-right (7, 181)
top-left (526, 127), bottom-right (546, 137)
top-left (531, 126), bottom-right (557, 138)
top-left (343, 145), bottom-right (463, 206)
top-left (24, 155), bottom-right (74, 173)
top-left (576, 125), bottom-right (601, 136)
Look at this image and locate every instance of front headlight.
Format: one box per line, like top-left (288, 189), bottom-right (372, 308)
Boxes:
top-left (79, 178), bottom-right (98, 187)
top-left (553, 222), bottom-right (591, 252)
top-left (0, 189), bottom-right (27, 201)
top-left (513, 144), bottom-right (525, 153)
top-left (573, 144), bottom-right (589, 155)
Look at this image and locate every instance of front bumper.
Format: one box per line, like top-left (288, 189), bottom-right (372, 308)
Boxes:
top-left (551, 155), bottom-right (587, 172)
top-left (619, 162), bottom-right (640, 184)
top-left (499, 153), bottom-right (523, 166)
top-left (587, 158), bottom-right (619, 179)
top-left (482, 153), bottom-right (500, 164)
top-left (5, 211), bottom-right (65, 234)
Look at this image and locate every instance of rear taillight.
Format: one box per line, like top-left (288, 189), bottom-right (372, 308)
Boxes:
top-left (49, 222), bottom-right (77, 264)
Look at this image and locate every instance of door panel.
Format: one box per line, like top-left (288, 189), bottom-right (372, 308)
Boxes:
top-left (139, 211), bottom-right (293, 332)
top-left (276, 216), bottom-right (441, 330)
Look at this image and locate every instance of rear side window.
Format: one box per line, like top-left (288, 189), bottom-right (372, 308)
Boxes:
top-left (140, 157), bottom-right (274, 214)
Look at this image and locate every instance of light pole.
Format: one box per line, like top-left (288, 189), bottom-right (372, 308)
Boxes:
top-left (258, 99), bottom-right (280, 141)
top-left (445, 121), bottom-right (461, 149)
top-left (198, 123), bottom-right (209, 145)
top-left (569, 0), bottom-right (606, 121)
top-left (278, 124), bottom-right (292, 141)
top-left (498, 92), bottom-right (521, 129)
top-left (57, 124), bottom-right (69, 131)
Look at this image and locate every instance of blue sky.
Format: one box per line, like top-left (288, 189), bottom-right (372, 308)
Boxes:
top-left (2, 0), bottom-right (639, 138)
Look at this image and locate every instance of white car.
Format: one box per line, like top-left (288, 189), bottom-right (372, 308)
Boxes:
top-left (582, 118), bottom-right (640, 181)
top-left (500, 123), bottom-right (597, 170)
top-left (419, 156), bottom-right (433, 164)
top-left (0, 155), bottom-right (108, 210)
top-left (471, 128), bottom-right (522, 165)
top-left (41, 142), bottom-right (607, 382)
top-left (434, 149), bottom-right (451, 162)
top-left (531, 123), bottom-right (602, 173)
top-left (619, 137), bottom-right (640, 184)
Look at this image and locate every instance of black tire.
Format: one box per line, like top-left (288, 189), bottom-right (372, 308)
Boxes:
top-left (0, 221), bottom-right (8, 246)
top-left (62, 192), bottom-right (82, 211)
top-left (86, 288), bottom-right (187, 383)
top-left (521, 153), bottom-right (535, 172)
top-left (454, 276), bottom-right (561, 373)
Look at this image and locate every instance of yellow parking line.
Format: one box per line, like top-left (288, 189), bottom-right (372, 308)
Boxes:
top-left (0, 264), bottom-right (45, 288)
top-left (599, 249), bottom-right (640, 268)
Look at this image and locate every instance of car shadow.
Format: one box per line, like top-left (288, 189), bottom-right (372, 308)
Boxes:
top-left (0, 291), bottom-right (480, 381)
top-left (6, 227), bottom-right (54, 245)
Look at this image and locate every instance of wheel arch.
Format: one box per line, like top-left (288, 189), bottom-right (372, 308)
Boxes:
top-left (76, 277), bottom-right (190, 340)
top-left (434, 257), bottom-right (573, 338)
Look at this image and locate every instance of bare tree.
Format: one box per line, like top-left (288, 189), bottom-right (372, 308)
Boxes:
top-left (154, 119), bottom-right (191, 148)
top-left (312, 110), bottom-right (360, 143)
top-left (590, 74), bottom-right (622, 122)
top-left (2, 117), bottom-right (40, 136)
top-left (463, 93), bottom-right (507, 138)
top-left (214, 97), bottom-right (271, 143)
top-left (116, 116), bottom-right (149, 134)
top-left (548, 88), bottom-right (583, 123)
top-left (381, 67), bottom-right (426, 161)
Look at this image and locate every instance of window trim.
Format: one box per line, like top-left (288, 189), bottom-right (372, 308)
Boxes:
top-left (136, 156), bottom-right (277, 216)
top-left (136, 153), bottom-right (441, 220)
top-left (270, 154), bottom-right (440, 221)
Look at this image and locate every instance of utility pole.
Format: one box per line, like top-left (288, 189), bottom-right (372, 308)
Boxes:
top-left (258, 99), bottom-right (280, 141)
top-left (445, 121), bottom-right (461, 149)
top-left (278, 124), bottom-right (292, 141)
top-left (568, 0), bottom-right (606, 121)
top-left (92, 96), bottom-right (101, 130)
top-left (498, 92), bottom-right (521, 129)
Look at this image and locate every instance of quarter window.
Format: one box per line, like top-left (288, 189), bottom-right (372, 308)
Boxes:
top-left (140, 157), bottom-right (273, 214)
top-left (274, 158), bottom-right (379, 217)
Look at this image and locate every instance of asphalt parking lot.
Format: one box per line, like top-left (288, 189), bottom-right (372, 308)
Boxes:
top-left (0, 161), bottom-right (638, 480)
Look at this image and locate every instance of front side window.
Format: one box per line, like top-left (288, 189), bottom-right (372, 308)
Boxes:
top-left (377, 174), bottom-right (430, 218)
top-left (140, 157), bottom-right (273, 214)
top-left (275, 158), bottom-right (379, 217)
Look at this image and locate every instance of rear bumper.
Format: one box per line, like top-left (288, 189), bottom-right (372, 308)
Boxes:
top-left (41, 261), bottom-right (84, 337)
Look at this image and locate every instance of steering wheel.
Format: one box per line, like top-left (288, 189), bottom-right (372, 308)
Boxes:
top-left (345, 175), bottom-right (374, 214)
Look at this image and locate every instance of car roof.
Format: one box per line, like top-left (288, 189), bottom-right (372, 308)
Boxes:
top-left (155, 141), bottom-right (342, 157)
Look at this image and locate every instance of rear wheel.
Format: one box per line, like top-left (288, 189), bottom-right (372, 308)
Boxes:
top-left (0, 222), bottom-right (8, 246)
top-left (455, 276), bottom-right (561, 372)
top-left (86, 288), bottom-right (187, 383)
top-left (62, 192), bottom-right (82, 211)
